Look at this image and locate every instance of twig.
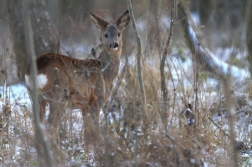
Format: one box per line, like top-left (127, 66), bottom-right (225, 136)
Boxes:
top-left (153, 0), bottom-right (162, 59)
top-left (57, 0), bottom-right (61, 54)
top-left (67, 5), bottom-right (82, 47)
top-left (208, 117), bottom-right (231, 138)
top-left (21, 0), bottom-right (52, 166)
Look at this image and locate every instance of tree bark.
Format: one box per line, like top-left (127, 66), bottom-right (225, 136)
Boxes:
top-left (6, 0), bottom-right (58, 81)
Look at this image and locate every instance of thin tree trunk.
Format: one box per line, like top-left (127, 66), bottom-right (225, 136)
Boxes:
top-left (198, 0), bottom-right (213, 26)
top-left (160, 0), bottom-right (177, 127)
top-left (22, 0), bottom-right (52, 166)
top-left (6, 1), bottom-right (27, 81)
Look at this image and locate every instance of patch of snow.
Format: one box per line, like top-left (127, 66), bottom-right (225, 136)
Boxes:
top-left (210, 51), bottom-right (248, 80)
top-left (0, 83), bottom-right (31, 107)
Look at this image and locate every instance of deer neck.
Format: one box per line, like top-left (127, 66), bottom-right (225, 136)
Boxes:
top-left (99, 49), bottom-right (121, 84)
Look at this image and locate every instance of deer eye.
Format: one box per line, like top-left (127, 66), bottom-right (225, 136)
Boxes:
top-left (118, 33), bottom-right (121, 37)
top-left (104, 34), bottom-right (108, 38)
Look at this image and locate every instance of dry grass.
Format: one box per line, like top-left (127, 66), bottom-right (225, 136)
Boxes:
top-left (1, 52), bottom-right (251, 166)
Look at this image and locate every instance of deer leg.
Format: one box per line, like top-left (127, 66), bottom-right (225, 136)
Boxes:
top-left (34, 98), bottom-right (47, 165)
top-left (81, 107), bottom-right (89, 147)
top-left (46, 101), bottom-right (65, 163)
top-left (39, 99), bottom-right (46, 123)
top-left (47, 101), bottom-right (64, 141)
top-left (90, 102), bottom-right (100, 127)
top-left (82, 103), bottom-right (100, 148)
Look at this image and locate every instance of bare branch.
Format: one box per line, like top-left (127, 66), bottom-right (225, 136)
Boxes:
top-left (177, 2), bottom-right (248, 81)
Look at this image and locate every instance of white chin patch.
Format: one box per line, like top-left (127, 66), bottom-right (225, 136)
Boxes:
top-left (112, 47), bottom-right (118, 50)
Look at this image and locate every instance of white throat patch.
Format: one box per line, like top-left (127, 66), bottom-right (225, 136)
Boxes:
top-left (112, 47), bottom-right (118, 50)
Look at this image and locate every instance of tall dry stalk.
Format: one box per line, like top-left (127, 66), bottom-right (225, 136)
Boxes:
top-left (125, 3), bottom-right (146, 166)
top-left (21, 0), bottom-right (52, 166)
top-left (1, 34), bottom-right (7, 104)
top-left (127, 0), bottom-right (146, 109)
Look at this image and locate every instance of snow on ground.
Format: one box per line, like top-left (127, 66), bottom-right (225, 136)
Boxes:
top-left (0, 42), bottom-right (251, 165)
top-left (0, 83), bottom-right (31, 107)
top-left (0, 83), bottom-right (32, 128)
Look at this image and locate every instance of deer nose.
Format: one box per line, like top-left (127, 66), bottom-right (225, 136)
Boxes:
top-left (114, 42), bottom-right (119, 48)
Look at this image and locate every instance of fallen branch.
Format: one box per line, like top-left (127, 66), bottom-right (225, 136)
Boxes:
top-left (177, 3), bottom-right (249, 81)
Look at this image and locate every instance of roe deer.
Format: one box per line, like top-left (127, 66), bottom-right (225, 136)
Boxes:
top-left (25, 10), bottom-right (130, 137)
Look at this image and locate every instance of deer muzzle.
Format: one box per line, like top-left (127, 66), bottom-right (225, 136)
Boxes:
top-left (109, 42), bottom-right (119, 50)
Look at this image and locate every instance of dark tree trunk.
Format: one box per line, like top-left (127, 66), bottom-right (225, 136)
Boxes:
top-left (246, 1), bottom-right (252, 75)
top-left (227, 0), bottom-right (246, 29)
top-left (6, 0), bottom-right (58, 81)
top-left (214, 0), bottom-right (227, 29)
top-left (198, 0), bottom-right (214, 26)
top-left (30, 0), bottom-right (58, 55)
top-left (6, 1), bottom-right (27, 81)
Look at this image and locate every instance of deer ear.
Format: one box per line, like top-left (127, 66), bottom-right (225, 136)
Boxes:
top-left (90, 12), bottom-right (109, 30)
top-left (116, 10), bottom-right (130, 31)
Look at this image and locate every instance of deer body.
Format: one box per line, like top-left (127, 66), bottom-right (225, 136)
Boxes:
top-left (25, 10), bottom-right (130, 135)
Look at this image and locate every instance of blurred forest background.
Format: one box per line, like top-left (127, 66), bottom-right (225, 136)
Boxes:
top-left (0, 0), bottom-right (250, 84)
top-left (0, 0), bottom-right (252, 166)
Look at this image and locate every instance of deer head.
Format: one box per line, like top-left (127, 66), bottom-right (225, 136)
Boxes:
top-left (90, 10), bottom-right (130, 56)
